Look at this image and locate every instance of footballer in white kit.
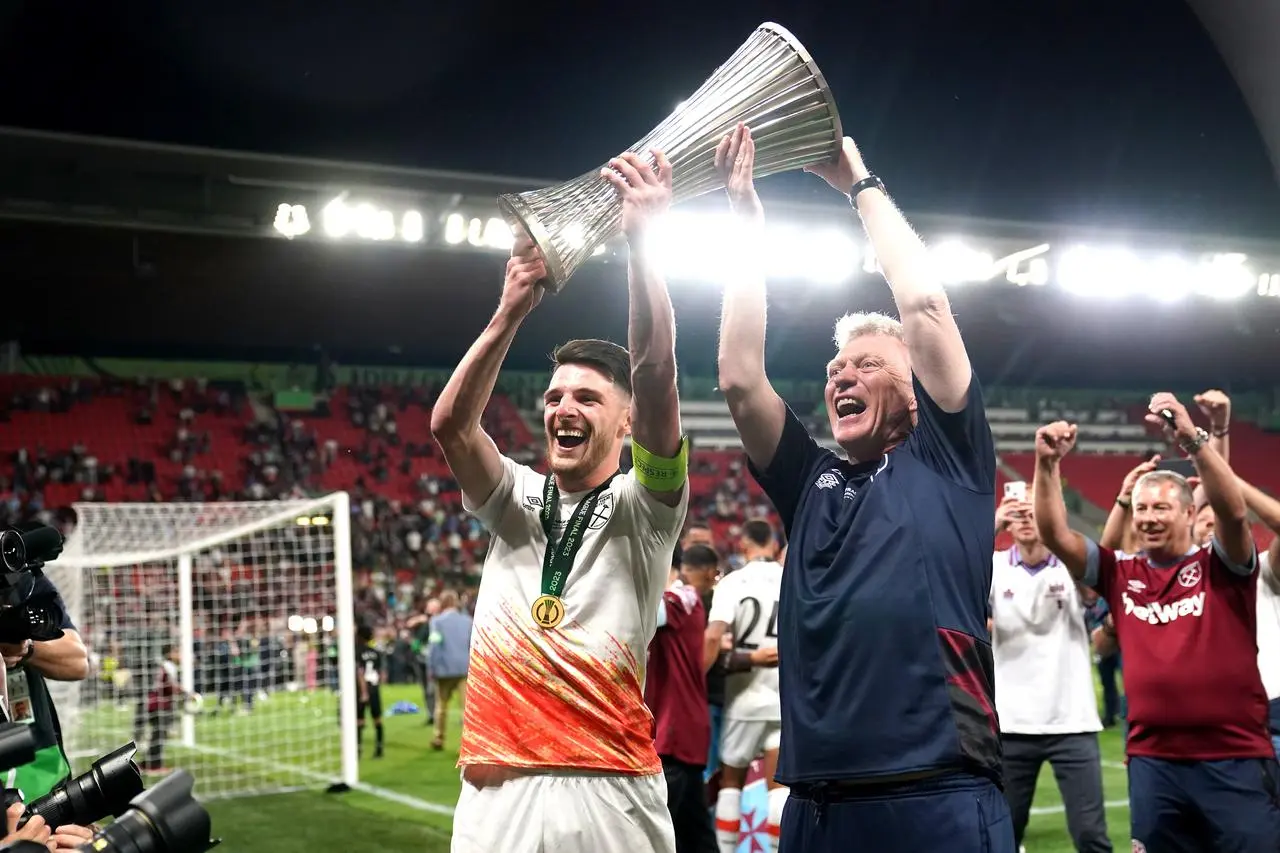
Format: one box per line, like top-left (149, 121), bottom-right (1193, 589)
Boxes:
top-left (431, 149), bottom-right (689, 853)
top-left (704, 518), bottom-right (787, 853)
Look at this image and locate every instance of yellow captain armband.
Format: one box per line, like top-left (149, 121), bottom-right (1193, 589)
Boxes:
top-left (631, 435), bottom-right (690, 492)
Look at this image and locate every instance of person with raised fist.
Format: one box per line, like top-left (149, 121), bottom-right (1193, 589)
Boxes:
top-left (1033, 396), bottom-right (1280, 853)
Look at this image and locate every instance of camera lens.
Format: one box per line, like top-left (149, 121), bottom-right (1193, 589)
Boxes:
top-left (23, 743), bottom-right (142, 830)
top-left (78, 771), bottom-right (218, 853)
top-left (0, 530), bottom-right (23, 572)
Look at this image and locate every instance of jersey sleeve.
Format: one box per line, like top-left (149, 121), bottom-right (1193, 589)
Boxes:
top-left (905, 371), bottom-right (996, 493)
top-left (659, 586), bottom-right (701, 631)
top-left (747, 404), bottom-right (831, 533)
top-left (461, 454), bottom-right (522, 530)
top-left (1210, 535), bottom-right (1257, 578)
top-left (707, 575), bottom-right (740, 626)
top-left (613, 469), bottom-right (690, 545)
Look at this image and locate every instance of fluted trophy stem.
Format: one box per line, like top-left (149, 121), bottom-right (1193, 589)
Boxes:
top-left (497, 22), bottom-right (843, 293)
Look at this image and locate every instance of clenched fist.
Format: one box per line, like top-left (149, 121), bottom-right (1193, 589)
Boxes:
top-left (1035, 421), bottom-right (1077, 462)
top-left (1193, 389), bottom-right (1230, 432)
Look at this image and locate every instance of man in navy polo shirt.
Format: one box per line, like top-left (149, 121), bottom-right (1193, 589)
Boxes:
top-left (711, 124), bottom-right (1011, 851)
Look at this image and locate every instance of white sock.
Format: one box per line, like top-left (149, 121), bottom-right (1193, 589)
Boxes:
top-left (766, 787), bottom-right (789, 852)
top-left (715, 787), bottom-right (742, 853)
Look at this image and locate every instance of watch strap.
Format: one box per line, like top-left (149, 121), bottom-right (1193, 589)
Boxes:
top-left (851, 174), bottom-right (886, 200)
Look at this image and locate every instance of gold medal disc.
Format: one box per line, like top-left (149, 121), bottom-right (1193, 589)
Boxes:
top-left (531, 594), bottom-right (565, 629)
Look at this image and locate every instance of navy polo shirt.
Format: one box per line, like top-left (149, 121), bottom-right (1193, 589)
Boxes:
top-left (750, 373), bottom-right (998, 785)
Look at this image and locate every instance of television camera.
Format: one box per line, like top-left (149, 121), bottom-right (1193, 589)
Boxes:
top-left (0, 523), bottom-right (68, 644)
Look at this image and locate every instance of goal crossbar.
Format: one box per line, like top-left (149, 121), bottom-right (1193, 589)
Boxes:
top-left (57, 496), bottom-right (345, 568)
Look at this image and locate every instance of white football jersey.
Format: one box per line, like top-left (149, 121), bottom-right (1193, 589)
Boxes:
top-left (1256, 552), bottom-right (1280, 702)
top-left (990, 547), bottom-right (1101, 735)
top-left (460, 455), bottom-right (688, 773)
top-left (708, 559), bottom-right (783, 721)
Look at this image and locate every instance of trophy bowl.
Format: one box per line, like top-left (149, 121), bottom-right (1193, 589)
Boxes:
top-left (497, 22), bottom-right (843, 293)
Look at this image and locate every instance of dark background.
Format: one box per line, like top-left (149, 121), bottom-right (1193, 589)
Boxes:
top-left (0, 0), bottom-right (1277, 387)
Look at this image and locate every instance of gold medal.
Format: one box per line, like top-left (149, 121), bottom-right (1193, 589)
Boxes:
top-left (531, 594), bottom-right (565, 629)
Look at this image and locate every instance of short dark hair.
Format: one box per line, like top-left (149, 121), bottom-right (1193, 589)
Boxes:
top-left (551, 339), bottom-right (632, 395)
top-left (741, 518), bottom-right (775, 548)
top-left (682, 543), bottom-right (720, 569)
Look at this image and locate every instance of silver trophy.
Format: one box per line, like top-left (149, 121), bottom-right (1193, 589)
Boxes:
top-left (497, 22), bottom-right (843, 293)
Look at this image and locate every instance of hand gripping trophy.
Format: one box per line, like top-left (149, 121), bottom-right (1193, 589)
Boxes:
top-left (496, 22), bottom-right (843, 292)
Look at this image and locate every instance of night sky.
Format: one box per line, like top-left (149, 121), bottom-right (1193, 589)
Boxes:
top-left (2, 0), bottom-right (1279, 238)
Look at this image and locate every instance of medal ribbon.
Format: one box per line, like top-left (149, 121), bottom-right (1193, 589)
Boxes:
top-left (539, 472), bottom-right (616, 599)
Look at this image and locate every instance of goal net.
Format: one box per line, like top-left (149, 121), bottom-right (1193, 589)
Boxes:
top-left (46, 494), bottom-right (357, 801)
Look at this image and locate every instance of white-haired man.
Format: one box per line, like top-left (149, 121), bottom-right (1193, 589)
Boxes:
top-left (432, 149), bottom-right (689, 853)
top-left (713, 123), bottom-right (1009, 852)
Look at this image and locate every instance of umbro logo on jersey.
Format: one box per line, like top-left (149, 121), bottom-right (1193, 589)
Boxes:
top-left (1121, 590), bottom-right (1205, 625)
top-left (1127, 580), bottom-right (1146, 593)
top-left (815, 472), bottom-right (842, 490)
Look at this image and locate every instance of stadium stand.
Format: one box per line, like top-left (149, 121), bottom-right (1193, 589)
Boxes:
top-left (1, 364), bottom-right (1277, 597)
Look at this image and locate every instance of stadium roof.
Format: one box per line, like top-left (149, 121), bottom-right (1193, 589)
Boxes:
top-left (1, 124), bottom-right (1278, 264)
top-left (0, 127), bottom-right (1276, 389)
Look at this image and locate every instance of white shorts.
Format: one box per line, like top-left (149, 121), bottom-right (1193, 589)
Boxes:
top-left (451, 770), bottom-right (675, 853)
top-left (720, 718), bottom-right (782, 769)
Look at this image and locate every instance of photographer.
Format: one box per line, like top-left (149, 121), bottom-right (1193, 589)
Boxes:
top-left (1, 573), bottom-right (89, 800)
top-left (0, 656), bottom-right (95, 853)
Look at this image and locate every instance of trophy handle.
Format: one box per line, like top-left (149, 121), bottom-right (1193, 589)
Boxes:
top-left (497, 194), bottom-right (568, 294)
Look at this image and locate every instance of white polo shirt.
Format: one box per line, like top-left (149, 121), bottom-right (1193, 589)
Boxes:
top-left (1256, 552), bottom-right (1280, 703)
top-left (990, 546), bottom-right (1103, 736)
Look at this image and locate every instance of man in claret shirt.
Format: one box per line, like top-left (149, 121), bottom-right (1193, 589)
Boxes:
top-left (713, 124), bottom-right (1010, 852)
top-left (1034, 394), bottom-right (1280, 853)
top-left (647, 546), bottom-right (716, 853)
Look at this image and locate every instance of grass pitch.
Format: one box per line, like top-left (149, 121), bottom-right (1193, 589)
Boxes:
top-left (93, 684), bottom-right (1132, 852)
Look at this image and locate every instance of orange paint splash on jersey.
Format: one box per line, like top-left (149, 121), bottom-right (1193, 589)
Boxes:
top-left (459, 602), bottom-right (659, 774)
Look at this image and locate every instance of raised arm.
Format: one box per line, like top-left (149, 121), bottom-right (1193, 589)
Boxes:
top-left (1099, 456), bottom-right (1160, 549)
top-left (603, 151), bottom-right (685, 506)
top-left (806, 138), bottom-right (971, 412)
top-left (712, 125), bottom-right (787, 471)
top-left (1033, 422), bottom-right (1090, 581)
top-left (430, 237), bottom-right (545, 506)
top-left (1147, 393), bottom-right (1253, 567)
top-left (1194, 389), bottom-right (1231, 463)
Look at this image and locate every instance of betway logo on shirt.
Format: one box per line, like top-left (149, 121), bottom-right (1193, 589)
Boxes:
top-left (1121, 591), bottom-right (1205, 625)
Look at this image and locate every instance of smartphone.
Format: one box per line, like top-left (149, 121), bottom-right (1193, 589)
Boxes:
top-left (1004, 481), bottom-right (1028, 502)
top-left (1156, 458), bottom-right (1196, 478)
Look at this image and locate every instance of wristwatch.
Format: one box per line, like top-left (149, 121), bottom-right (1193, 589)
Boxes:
top-left (1179, 427), bottom-right (1210, 456)
top-left (851, 174), bottom-right (885, 200)
top-left (16, 639), bottom-right (34, 667)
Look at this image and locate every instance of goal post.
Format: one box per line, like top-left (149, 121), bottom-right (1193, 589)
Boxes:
top-left (46, 494), bottom-right (357, 800)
